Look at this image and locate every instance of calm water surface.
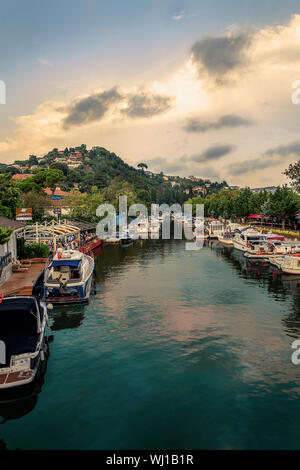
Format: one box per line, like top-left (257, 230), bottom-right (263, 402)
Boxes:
top-left (1, 238), bottom-right (300, 449)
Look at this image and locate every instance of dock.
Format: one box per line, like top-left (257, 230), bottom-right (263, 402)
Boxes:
top-left (1, 260), bottom-right (46, 297)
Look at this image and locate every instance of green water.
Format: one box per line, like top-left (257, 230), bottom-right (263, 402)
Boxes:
top-left (1, 238), bottom-right (300, 450)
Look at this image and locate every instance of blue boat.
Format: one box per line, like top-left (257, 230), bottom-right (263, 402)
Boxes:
top-left (38, 249), bottom-right (94, 304)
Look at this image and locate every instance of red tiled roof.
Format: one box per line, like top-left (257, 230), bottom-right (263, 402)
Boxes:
top-left (43, 188), bottom-right (69, 197)
top-left (12, 174), bottom-right (33, 180)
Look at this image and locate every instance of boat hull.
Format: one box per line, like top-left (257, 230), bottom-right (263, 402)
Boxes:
top-left (42, 274), bottom-right (93, 304)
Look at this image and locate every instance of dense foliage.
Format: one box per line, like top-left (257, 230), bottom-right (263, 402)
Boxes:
top-left (1, 144), bottom-right (300, 226)
top-left (187, 186), bottom-right (300, 228)
top-left (17, 240), bottom-right (50, 259)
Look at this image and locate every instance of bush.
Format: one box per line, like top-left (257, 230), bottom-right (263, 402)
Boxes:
top-left (18, 242), bottom-right (50, 259)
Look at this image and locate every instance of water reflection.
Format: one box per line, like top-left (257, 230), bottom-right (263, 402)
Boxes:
top-left (211, 241), bottom-right (300, 339)
top-left (49, 304), bottom-right (86, 331)
top-left (0, 351), bottom-right (49, 423)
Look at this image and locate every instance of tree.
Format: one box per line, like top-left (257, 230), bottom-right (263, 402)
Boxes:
top-left (28, 155), bottom-right (38, 166)
top-left (45, 169), bottom-right (65, 194)
top-left (0, 224), bottom-right (13, 245)
top-left (269, 186), bottom-right (299, 229)
top-left (67, 187), bottom-right (104, 221)
top-left (31, 169), bottom-right (65, 195)
top-left (22, 190), bottom-right (48, 221)
top-left (260, 200), bottom-right (272, 227)
top-left (137, 163), bottom-right (148, 171)
top-left (0, 174), bottom-right (22, 218)
top-left (284, 160), bottom-right (300, 192)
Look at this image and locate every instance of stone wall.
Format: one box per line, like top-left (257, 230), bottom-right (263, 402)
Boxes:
top-left (0, 232), bottom-right (17, 287)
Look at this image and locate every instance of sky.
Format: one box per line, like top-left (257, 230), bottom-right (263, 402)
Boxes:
top-left (1, 0), bottom-right (300, 187)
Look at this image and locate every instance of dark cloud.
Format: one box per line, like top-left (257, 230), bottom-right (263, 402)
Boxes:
top-left (62, 88), bottom-right (174, 127)
top-left (265, 141), bottom-right (300, 157)
top-left (190, 31), bottom-right (253, 83)
top-left (187, 144), bottom-right (235, 163)
top-left (183, 114), bottom-right (253, 133)
top-left (122, 92), bottom-right (174, 118)
top-left (226, 157), bottom-right (280, 176)
top-left (227, 140), bottom-right (300, 176)
top-left (63, 87), bottom-right (122, 128)
top-left (146, 157), bottom-right (187, 175)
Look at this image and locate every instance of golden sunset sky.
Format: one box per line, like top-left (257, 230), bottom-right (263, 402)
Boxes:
top-left (1, 1), bottom-right (300, 187)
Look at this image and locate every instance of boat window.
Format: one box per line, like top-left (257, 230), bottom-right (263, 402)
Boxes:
top-left (70, 268), bottom-right (80, 279)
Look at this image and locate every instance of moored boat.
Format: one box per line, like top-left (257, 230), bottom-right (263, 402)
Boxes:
top-left (40, 249), bottom-right (94, 303)
top-left (233, 227), bottom-right (266, 252)
top-left (207, 221), bottom-right (224, 239)
top-left (0, 296), bottom-right (48, 390)
top-left (218, 231), bottom-right (236, 245)
top-left (279, 254), bottom-right (300, 274)
top-left (80, 237), bottom-right (102, 254)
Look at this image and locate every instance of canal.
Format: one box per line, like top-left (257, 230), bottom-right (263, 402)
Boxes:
top-left (1, 238), bottom-right (300, 449)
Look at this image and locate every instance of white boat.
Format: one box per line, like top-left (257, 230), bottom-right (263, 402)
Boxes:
top-left (232, 227), bottom-right (266, 252)
top-left (0, 296), bottom-right (48, 389)
top-left (280, 254), bottom-right (300, 274)
top-left (269, 257), bottom-right (286, 268)
top-left (217, 231), bottom-right (236, 245)
top-left (41, 249), bottom-right (94, 303)
top-left (207, 221), bottom-right (224, 239)
top-left (272, 242), bottom-right (300, 255)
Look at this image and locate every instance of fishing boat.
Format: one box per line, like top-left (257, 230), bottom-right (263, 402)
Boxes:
top-left (0, 296), bottom-right (48, 390)
top-left (39, 249), bottom-right (94, 304)
top-left (279, 254), bottom-right (300, 275)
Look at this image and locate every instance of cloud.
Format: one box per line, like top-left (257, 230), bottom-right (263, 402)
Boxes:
top-left (226, 157), bottom-right (280, 176)
top-left (265, 141), bottom-right (300, 157)
top-left (190, 31), bottom-right (253, 84)
top-left (122, 92), bottom-right (174, 118)
top-left (38, 57), bottom-right (53, 67)
top-left (187, 144), bottom-right (235, 163)
top-left (172, 10), bottom-right (185, 21)
top-left (62, 88), bottom-right (174, 127)
top-left (183, 114), bottom-right (253, 133)
top-left (146, 156), bottom-right (186, 175)
top-left (63, 87), bottom-right (122, 128)
top-left (226, 141), bottom-right (300, 176)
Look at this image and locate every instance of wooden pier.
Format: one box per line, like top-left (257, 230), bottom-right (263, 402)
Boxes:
top-left (1, 260), bottom-right (46, 297)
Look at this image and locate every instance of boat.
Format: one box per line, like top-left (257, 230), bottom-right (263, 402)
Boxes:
top-left (39, 249), bottom-right (94, 304)
top-left (207, 221), bottom-right (224, 239)
top-left (244, 246), bottom-right (278, 260)
top-left (193, 227), bottom-right (209, 239)
top-left (80, 237), bottom-right (102, 255)
top-left (0, 296), bottom-right (48, 390)
top-left (119, 231), bottom-right (133, 246)
top-left (279, 254), bottom-right (300, 274)
top-left (217, 231), bottom-right (236, 245)
top-left (232, 227), bottom-right (266, 252)
top-left (269, 256), bottom-right (286, 268)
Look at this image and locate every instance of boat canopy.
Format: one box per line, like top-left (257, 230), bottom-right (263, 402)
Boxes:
top-left (51, 259), bottom-right (81, 267)
top-left (247, 214), bottom-right (261, 219)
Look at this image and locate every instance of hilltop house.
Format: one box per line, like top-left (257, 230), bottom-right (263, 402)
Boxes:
top-left (43, 187), bottom-right (71, 217)
top-left (12, 173), bottom-right (33, 180)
